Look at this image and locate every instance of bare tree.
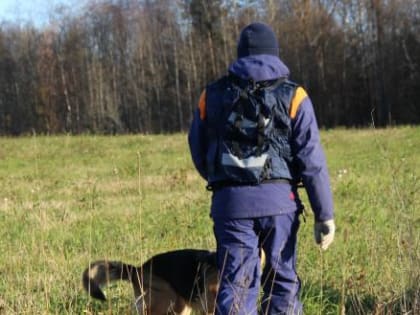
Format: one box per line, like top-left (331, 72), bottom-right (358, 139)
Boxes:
top-left (0, 0), bottom-right (419, 134)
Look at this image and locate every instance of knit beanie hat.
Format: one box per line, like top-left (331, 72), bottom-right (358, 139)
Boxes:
top-left (237, 22), bottom-right (279, 58)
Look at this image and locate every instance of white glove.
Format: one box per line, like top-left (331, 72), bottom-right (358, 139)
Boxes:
top-left (314, 219), bottom-right (335, 250)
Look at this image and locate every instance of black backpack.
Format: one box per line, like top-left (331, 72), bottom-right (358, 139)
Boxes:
top-left (205, 75), bottom-right (297, 187)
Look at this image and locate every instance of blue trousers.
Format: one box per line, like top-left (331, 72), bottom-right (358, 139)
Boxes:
top-left (213, 212), bottom-right (302, 315)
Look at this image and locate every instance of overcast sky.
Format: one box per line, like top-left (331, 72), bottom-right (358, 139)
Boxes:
top-left (0, 0), bottom-right (87, 27)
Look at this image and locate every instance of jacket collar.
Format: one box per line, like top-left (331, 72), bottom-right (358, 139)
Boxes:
top-left (228, 54), bottom-right (290, 82)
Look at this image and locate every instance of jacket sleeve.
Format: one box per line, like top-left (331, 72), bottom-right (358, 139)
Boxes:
top-left (291, 94), bottom-right (334, 222)
top-left (188, 91), bottom-right (208, 180)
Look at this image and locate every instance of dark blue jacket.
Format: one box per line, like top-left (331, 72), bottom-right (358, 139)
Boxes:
top-left (188, 54), bottom-right (334, 221)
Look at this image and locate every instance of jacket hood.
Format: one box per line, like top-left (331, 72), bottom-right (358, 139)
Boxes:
top-left (228, 54), bottom-right (290, 82)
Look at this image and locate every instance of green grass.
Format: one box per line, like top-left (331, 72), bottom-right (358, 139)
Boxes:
top-left (0, 127), bottom-right (419, 314)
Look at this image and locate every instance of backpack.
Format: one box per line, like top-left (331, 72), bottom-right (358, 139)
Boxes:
top-left (205, 75), bottom-right (298, 189)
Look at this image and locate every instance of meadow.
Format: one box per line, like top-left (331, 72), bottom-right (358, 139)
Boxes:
top-left (0, 127), bottom-right (418, 314)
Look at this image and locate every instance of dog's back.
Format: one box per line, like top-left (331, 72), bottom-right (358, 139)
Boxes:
top-left (145, 249), bottom-right (217, 301)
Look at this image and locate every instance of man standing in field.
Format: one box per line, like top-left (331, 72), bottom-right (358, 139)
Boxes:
top-left (188, 22), bottom-right (335, 314)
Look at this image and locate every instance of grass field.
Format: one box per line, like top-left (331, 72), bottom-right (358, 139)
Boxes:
top-left (0, 127), bottom-right (419, 315)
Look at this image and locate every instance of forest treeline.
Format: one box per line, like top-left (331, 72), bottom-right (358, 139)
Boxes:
top-left (0, 0), bottom-right (419, 135)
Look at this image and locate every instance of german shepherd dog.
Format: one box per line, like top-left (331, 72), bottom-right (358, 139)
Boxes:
top-left (82, 249), bottom-right (218, 314)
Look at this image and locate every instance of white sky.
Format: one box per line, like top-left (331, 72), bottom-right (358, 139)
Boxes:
top-left (0, 0), bottom-right (87, 27)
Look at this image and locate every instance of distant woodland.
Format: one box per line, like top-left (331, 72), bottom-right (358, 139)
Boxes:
top-left (0, 0), bottom-right (419, 135)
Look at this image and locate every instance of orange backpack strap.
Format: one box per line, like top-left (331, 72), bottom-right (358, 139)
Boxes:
top-left (289, 87), bottom-right (308, 119)
top-left (198, 90), bottom-right (207, 120)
